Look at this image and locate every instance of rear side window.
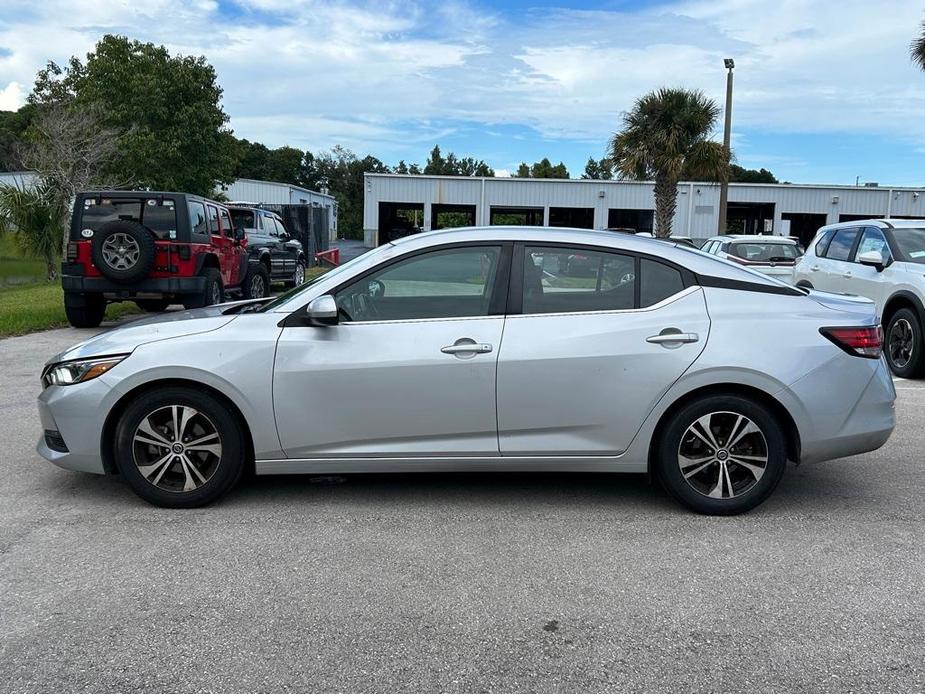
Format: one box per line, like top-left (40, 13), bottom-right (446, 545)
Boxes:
top-left (522, 246), bottom-right (635, 314)
top-left (814, 230), bottom-right (835, 256)
top-left (79, 197), bottom-right (177, 240)
top-left (207, 206), bottom-right (220, 235)
top-left (188, 201), bottom-right (207, 236)
top-left (640, 259), bottom-right (684, 307)
top-left (826, 228), bottom-right (859, 261)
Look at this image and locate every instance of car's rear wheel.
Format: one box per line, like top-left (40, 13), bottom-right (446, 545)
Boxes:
top-left (885, 308), bottom-right (925, 378)
top-left (284, 261), bottom-right (306, 288)
top-left (135, 298), bottom-right (172, 312)
top-left (114, 387), bottom-right (246, 507)
top-left (64, 292), bottom-right (106, 328)
top-left (183, 268), bottom-right (223, 309)
top-left (656, 395), bottom-right (787, 515)
top-left (242, 264), bottom-right (269, 300)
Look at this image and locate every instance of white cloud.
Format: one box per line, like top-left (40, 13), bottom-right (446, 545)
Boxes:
top-left (2, 0), bottom-right (925, 168)
top-left (0, 81), bottom-right (23, 110)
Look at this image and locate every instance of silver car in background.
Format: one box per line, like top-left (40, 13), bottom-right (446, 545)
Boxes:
top-left (701, 234), bottom-right (802, 282)
top-left (37, 227), bottom-right (895, 514)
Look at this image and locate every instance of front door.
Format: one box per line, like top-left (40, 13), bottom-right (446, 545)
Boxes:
top-left (497, 245), bottom-right (710, 456)
top-left (273, 244), bottom-right (509, 458)
top-left (846, 226), bottom-right (893, 313)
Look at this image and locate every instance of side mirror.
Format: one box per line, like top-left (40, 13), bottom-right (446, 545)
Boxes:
top-left (857, 250), bottom-right (889, 272)
top-left (306, 295), bottom-right (338, 325)
top-left (234, 227), bottom-right (246, 243)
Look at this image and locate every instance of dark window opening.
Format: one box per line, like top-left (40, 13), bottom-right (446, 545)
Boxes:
top-left (379, 202), bottom-right (425, 243)
top-left (549, 207), bottom-right (594, 229)
top-left (432, 204), bottom-right (476, 230)
top-left (490, 206), bottom-right (543, 226)
top-left (608, 209), bottom-right (654, 234)
top-left (781, 212), bottom-right (827, 248)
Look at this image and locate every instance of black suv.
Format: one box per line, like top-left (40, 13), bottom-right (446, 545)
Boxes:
top-left (228, 205), bottom-right (306, 287)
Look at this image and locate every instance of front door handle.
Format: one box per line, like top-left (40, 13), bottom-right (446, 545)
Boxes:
top-left (843, 272), bottom-right (852, 279)
top-left (441, 342), bottom-right (493, 355)
top-left (646, 331), bottom-right (699, 345)
top-left (809, 265), bottom-right (820, 272)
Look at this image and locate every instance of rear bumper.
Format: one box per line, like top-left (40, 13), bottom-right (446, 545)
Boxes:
top-left (780, 354), bottom-right (895, 464)
top-left (61, 266), bottom-right (205, 296)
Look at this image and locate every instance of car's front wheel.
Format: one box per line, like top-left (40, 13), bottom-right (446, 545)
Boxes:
top-left (656, 395), bottom-right (787, 515)
top-left (114, 387), bottom-right (246, 507)
top-left (885, 308), bottom-right (925, 378)
top-left (284, 260), bottom-right (306, 288)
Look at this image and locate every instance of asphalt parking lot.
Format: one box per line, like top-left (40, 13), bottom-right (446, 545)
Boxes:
top-left (1, 319), bottom-right (923, 694)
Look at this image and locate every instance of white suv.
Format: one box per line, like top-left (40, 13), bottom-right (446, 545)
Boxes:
top-left (793, 218), bottom-right (925, 377)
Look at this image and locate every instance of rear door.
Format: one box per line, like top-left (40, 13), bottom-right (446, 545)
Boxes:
top-left (496, 244), bottom-right (710, 456)
top-left (206, 204), bottom-right (234, 287)
top-left (821, 227), bottom-right (862, 294)
top-left (218, 207), bottom-right (245, 287)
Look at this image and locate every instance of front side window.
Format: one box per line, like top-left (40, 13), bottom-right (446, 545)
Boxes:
top-left (219, 209), bottom-right (233, 237)
top-left (229, 208), bottom-right (255, 232)
top-left (523, 246), bottom-right (635, 314)
top-left (335, 246), bottom-right (501, 322)
top-left (262, 215), bottom-right (279, 236)
top-left (854, 227), bottom-right (890, 261)
top-left (890, 228), bottom-right (925, 264)
top-left (826, 228), bottom-right (859, 261)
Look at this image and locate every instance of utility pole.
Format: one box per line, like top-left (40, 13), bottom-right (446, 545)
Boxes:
top-left (717, 58), bottom-right (734, 235)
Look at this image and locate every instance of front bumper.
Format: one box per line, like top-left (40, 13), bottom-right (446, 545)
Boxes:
top-left (61, 265), bottom-right (205, 297)
top-left (36, 376), bottom-right (114, 474)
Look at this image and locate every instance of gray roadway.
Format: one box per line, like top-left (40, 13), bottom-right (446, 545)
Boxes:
top-left (1, 320), bottom-right (923, 693)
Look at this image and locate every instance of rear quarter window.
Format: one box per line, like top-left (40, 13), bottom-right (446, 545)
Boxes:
top-left (640, 258), bottom-right (685, 307)
top-left (814, 230), bottom-right (835, 256)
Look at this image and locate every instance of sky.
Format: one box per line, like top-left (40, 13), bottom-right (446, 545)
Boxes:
top-left (1, 0), bottom-right (925, 185)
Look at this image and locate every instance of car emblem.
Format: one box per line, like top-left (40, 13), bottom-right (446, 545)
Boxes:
top-left (81, 229), bottom-right (94, 238)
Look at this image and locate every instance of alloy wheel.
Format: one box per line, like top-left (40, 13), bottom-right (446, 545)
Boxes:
top-left (101, 233), bottom-right (140, 270)
top-left (251, 273), bottom-right (266, 298)
top-left (677, 411), bottom-right (769, 499)
top-left (889, 318), bottom-right (914, 369)
top-left (294, 264), bottom-right (305, 285)
top-left (132, 405), bottom-right (223, 492)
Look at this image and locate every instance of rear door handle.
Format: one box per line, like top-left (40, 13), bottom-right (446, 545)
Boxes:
top-left (843, 272), bottom-right (852, 279)
top-left (646, 332), bottom-right (699, 345)
top-left (809, 265), bottom-right (820, 272)
top-left (441, 342), bottom-right (493, 354)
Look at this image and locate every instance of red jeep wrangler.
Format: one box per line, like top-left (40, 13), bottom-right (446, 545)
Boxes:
top-left (62, 191), bottom-right (270, 328)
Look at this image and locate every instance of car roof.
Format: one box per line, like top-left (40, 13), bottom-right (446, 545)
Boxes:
top-left (817, 218), bottom-right (925, 233)
top-left (388, 226), bottom-right (789, 284)
top-left (705, 235), bottom-right (796, 243)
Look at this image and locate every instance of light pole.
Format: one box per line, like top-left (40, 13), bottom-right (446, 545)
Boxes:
top-left (717, 57), bottom-right (734, 235)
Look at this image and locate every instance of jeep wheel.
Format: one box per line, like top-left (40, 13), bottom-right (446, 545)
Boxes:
top-left (91, 220), bottom-right (156, 283)
top-left (242, 264), bottom-right (269, 300)
top-left (183, 268), bottom-right (224, 310)
top-left (284, 260), bottom-right (306, 288)
top-left (64, 293), bottom-right (106, 329)
top-left (135, 299), bottom-right (172, 312)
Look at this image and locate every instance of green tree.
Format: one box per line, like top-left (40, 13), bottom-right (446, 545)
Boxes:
top-left (30, 35), bottom-right (236, 197)
top-left (912, 21), bottom-right (925, 70)
top-left (581, 157), bottom-right (614, 180)
top-left (421, 145), bottom-right (493, 176)
top-left (514, 158), bottom-right (569, 178)
top-left (610, 87), bottom-right (728, 237)
top-left (729, 164), bottom-right (777, 183)
top-left (0, 181), bottom-right (67, 280)
top-left (0, 105), bottom-right (37, 171)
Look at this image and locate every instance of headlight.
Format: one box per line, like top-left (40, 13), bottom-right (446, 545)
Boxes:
top-left (41, 355), bottom-right (127, 388)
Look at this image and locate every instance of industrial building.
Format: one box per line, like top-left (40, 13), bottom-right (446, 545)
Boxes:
top-left (220, 177), bottom-right (338, 240)
top-left (363, 173), bottom-right (925, 248)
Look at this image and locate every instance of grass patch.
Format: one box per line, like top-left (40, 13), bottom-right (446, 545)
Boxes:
top-left (0, 283), bottom-right (140, 338)
top-left (305, 266), bottom-right (330, 282)
top-left (0, 236), bottom-right (47, 286)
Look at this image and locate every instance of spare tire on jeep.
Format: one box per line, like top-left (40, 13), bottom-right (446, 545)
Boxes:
top-left (91, 220), bottom-right (157, 283)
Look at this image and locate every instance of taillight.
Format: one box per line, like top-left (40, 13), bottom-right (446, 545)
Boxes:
top-left (820, 326), bottom-right (883, 359)
top-left (66, 242), bottom-right (78, 262)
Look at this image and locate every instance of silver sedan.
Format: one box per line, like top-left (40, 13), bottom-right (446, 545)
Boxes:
top-left (37, 227), bottom-right (896, 514)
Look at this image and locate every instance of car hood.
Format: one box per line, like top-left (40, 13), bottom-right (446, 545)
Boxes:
top-left (49, 306), bottom-right (239, 364)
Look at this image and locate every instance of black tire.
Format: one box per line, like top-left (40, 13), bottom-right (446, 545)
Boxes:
top-left (64, 292), bottom-right (106, 328)
top-left (113, 386), bottom-right (246, 508)
top-left (242, 263), bottom-right (269, 299)
top-left (183, 268), bottom-right (223, 309)
top-left (885, 308), bottom-right (925, 378)
top-left (656, 395), bottom-right (787, 515)
top-left (91, 220), bottom-right (156, 283)
top-left (795, 280), bottom-right (813, 290)
top-left (135, 298), bottom-right (172, 312)
top-left (284, 260), bottom-right (306, 288)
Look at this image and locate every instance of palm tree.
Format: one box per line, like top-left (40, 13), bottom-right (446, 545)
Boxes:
top-left (912, 21), bottom-right (925, 70)
top-left (0, 182), bottom-right (67, 281)
top-left (609, 88), bottom-right (728, 237)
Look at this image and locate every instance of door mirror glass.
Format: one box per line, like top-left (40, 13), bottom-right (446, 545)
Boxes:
top-left (306, 295), bottom-right (339, 325)
top-left (857, 249), bottom-right (887, 271)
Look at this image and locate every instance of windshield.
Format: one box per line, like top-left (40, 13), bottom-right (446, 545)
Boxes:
top-left (257, 244), bottom-right (386, 312)
top-left (892, 228), bottom-right (925, 264)
top-left (78, 197), bottom-right (177, 240)
top-left (229, 208), bottom-right (256, 232)
top-left (729, 242), bottom-right (799, 261)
